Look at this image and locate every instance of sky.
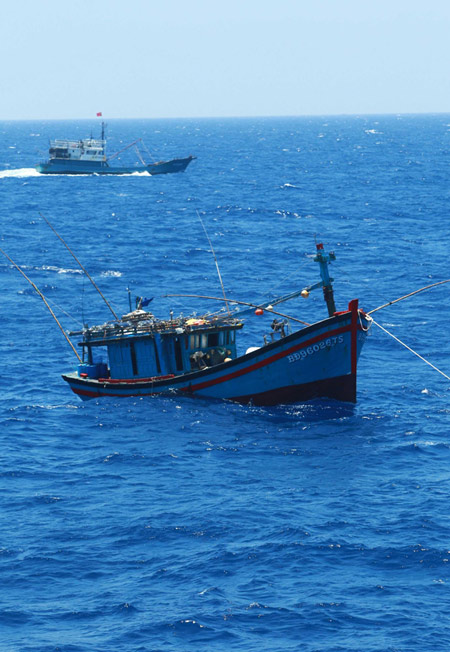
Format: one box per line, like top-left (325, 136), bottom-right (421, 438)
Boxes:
top-left (0, 0), bottom-right (449, 120)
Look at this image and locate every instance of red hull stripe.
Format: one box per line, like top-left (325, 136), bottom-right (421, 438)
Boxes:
top-left (72, 386), bottom-right (135, 399)
top-left (97, 374), bottom-right (175, 384)
top-left (180, 323), bottom-right (352, 393)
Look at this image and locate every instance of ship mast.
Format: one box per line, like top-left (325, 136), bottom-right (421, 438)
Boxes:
top-left (314, 243), bottom-right (336, 317)
top-left (301, 242), bottom-right (337, 317)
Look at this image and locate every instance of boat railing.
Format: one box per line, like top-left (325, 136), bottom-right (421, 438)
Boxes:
top-left (76, 315), bottom-right (243, 343)
top-left (50, 138), bottom-right (106, 149)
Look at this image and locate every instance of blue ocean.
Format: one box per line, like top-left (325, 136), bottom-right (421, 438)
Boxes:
top-left (1, 115), bottom-right (449, 651)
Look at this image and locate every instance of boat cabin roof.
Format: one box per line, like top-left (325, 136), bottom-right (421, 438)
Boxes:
top-left (75, 310), bottom-right (243, 348)
top-left (50, 137), bottom-right (105, 150)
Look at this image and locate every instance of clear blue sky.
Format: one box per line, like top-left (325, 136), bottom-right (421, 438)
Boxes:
top-left (1, 0), bottom-right (449, 119)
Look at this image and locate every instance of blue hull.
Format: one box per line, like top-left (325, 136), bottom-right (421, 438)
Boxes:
top-left (62, 302), bottom-right (371, 405)
top-left (36, 156), bottom-right (195, 175)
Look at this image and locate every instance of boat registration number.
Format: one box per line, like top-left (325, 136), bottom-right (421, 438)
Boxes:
top-left (287, 335), bottom-right (344, 363)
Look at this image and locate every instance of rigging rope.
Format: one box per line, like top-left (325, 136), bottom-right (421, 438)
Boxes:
top-left (141, 140), bottom-right (157, 163)
top-left (372, 319), bottom-right (450, 382)
top-left (43, 295), bottom-right (83, 327)
top-left (258, 266), bottom-right (305, 303)
top-left (165, 293), bottom-right (311, 325)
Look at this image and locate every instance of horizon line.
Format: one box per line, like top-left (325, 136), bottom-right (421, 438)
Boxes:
top-left (1, 111), bottom-right (450, 122)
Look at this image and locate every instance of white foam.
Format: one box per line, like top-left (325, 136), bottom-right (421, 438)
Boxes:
top-left (100, 270), bottom-right (122, 277)
top-left (0, 168), bottom-right (41, 178)
top-left (0, 168), bottom-right (152, 178)
top-left (40, 265), bottom-right (83, 275)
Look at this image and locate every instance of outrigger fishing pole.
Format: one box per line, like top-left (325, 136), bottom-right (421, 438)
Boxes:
top-left (368, 279), bottom-right (450, 315)
top-left (0, 248), bottom-right (82, 362)
top-left (39, 212), bottom-right (119, 320)
top-left (196, 210), bottom-right (231, 316)
top-left (367, 278), bottom-right (450, 383)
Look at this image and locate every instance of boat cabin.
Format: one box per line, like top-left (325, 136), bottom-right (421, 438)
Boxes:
top-left (76, 311), bottom-right (243, 381)
top-left (49, 137), bottom-right (106, 163)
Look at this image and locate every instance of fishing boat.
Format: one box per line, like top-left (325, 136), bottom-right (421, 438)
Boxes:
top-left (36, 122), bottom-right (195, 175)
top-left (61, 243), bottom-right (373, 405)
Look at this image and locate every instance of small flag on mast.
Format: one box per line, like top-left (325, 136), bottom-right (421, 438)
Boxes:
top-left (96, 112), bottom-right (102, 117)
top-left (136, 296), bottom-right (153, 309)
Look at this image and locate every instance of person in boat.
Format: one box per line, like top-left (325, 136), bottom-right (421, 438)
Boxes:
top-left (208, 347), bottom-right (230, 365)
top-left (190, 350), bottom-right (208, 369)
top-left (271, 318), bottom-right (287, 338)
top-left (190, 347), bottom-right (232, 370)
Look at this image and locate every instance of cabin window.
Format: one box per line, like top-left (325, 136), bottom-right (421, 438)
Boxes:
top-left (130, 341), bottom-right (139, 376)
top-left (153, 339), bottom-right (161, 373)
top-left (201, 334), bottom-right (208, 348)
top-left (174, 337), bottom-right (184, 371)
top-left (224, 330), bottom-right (235, 345)
top-left (207, 333), bottom-right (219, 347)
top-left (189, 334), bottom-right (200, 350)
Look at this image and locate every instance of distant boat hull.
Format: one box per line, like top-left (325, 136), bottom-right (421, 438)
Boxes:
top-left (36, 155), bottom-right (196, 176)
top-left (62, 301), bottom-right (370, 405)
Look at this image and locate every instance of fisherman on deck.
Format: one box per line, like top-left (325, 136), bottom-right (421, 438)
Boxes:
top-left (271, 318), bottom-right (286, 338)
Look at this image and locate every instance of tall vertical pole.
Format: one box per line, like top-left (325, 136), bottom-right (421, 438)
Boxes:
top-left (314, 243), bottom-right (336, 317)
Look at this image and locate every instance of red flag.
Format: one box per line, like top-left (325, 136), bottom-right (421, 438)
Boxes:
top-left (96, 112), bottom-right (102, 117)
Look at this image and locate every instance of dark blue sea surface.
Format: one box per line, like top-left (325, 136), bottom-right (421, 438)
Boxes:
top-left (1, 115), bottom-right (450, 651)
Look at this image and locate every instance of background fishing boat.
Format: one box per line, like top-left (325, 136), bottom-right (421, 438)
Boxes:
top-left (35, 121), bottom-right (196, 175)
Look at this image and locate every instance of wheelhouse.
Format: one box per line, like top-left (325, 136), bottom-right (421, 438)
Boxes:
top-left (48, 137), bottom-right (106, 162)
top-left (75, 311), bottom-right (243, 381)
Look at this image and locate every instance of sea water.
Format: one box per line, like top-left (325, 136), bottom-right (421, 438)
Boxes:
top-left (0, 115), bottom-right (449, 651)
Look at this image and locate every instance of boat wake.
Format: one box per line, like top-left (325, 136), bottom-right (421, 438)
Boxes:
top-left (0, 168), bottom-right (41, 178)
top-left (0, 168), bottom-right (153, 178)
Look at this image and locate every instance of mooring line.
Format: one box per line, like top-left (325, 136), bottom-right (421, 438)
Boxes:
top-left (372, 319), bottom-right (450, 381)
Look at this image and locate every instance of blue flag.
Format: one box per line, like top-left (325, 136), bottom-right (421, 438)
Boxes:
top-left (136, 296), bottom-right (153, 308)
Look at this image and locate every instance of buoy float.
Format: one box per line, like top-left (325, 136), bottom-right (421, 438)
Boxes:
top-left (255, 308), bottom-right (264, 316)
